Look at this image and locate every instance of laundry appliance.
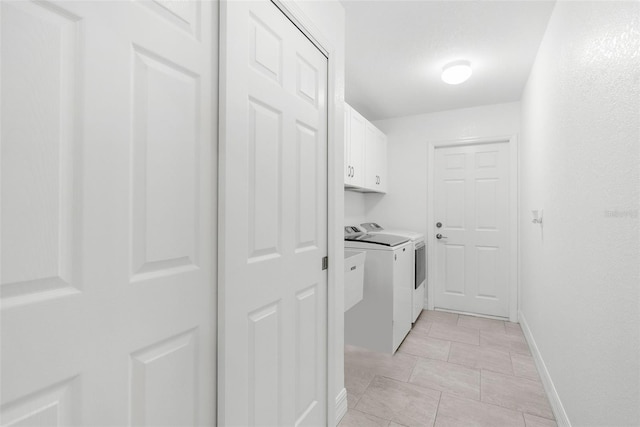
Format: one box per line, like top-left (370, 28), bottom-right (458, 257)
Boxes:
top-left (361, 222), bottom-right (426, 323)
top-left (344, 226), bottom-right (412, 354)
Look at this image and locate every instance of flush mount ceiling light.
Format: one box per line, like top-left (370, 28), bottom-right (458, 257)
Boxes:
top-left (441, 60), bottom-right (472, 85)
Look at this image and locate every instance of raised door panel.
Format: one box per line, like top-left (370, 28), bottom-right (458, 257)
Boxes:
top-left (475, 246), bottom-right (499, 300)
top-left (0, 377), bottom-right (80, 426)
top-left (247, 303), bottom-right (280, 426)
top-left (138, 0), bottom-right (201, 40)
top-left (130, 46), bottom-right (200, 282)
top-left (247, 99), bottom-right (283, 262)
top-left (444, 180), bottom-right (466, 230)
top-left (249, 13), bottom-right (282, 84)
top-left (295, 123), bottom-right (319, 252)
top-left (130, 330), bottom-right (197, 426)
top-left (294, 285), bottom-right (321, 426)
top-left (443, 244), bottom-right (466, 295)
top-left (1, 0), bottom-right (81, 309)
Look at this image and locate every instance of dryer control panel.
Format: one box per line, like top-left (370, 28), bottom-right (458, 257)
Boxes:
top-left (360, 222), bottom-right (384, 232)
top-left (344, 225), bottom-right (366, 239)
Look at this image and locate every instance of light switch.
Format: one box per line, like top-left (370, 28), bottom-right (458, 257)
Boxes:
top-left (532, 209), bottom-right (543, 224)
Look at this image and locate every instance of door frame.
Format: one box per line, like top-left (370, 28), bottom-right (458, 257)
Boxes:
top-left (217, 0), bottom-right (340, 424)
top-left (426, 135), bottom-right (519, 322)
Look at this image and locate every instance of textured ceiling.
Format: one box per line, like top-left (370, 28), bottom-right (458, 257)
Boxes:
top-left (342, 0), bottom-right (556, 120)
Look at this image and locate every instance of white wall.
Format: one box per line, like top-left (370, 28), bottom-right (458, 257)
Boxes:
top-left (519, 2), bottom-right (640, 426)
top-left (367, 102), bottom-right (520, 252)
top-left (344, 191), bottom-right (366, 227)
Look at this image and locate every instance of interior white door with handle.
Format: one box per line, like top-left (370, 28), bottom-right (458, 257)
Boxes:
top-left (219, 0), bottom-right (329, 425)
top-left (433, 142), bottom-right (510, 317)
top-left (1, 1), bottom-right (215, 425)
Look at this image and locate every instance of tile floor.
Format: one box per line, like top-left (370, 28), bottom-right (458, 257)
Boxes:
top-left (340, 310), bottom-right (557, 427)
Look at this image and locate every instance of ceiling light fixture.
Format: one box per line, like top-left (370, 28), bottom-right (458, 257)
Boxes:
top-left (441, 60), bottom-right (472, 85)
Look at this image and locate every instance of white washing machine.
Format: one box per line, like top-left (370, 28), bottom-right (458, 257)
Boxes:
top-left (361, 223), bottom-right (426, 323)
top-left (344, 226), bottom-right (413, 354)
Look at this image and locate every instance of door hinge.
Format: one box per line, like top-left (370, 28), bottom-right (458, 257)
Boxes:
top-left (322, 256), bottom-right (328, 271)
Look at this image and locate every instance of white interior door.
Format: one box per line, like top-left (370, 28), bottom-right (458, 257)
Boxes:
top-left (1, 1), bottom-right (215, 424)
top-left (433, 143), bottom-right (510, 317)
top-left (219, 1), bottom-right (328, 425)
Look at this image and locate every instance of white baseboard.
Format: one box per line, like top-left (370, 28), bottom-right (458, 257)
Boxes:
top-left (335, 387), bottom-right (348, 425)
top-left (519, 311), bottom-right (571, 427)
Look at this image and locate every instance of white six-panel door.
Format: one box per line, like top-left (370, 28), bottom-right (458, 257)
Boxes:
top-left (433, 143), bottom-right (510, 317)
top-left (1, 1), bottom-right (215, 424)
top-left (219, 0), bottom-right (328, 425)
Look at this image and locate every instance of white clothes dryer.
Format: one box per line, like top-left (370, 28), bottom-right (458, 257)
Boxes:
top-left (344, 226), bottom-right (412, 354)
top-left (361, 223), bottom-right (426, 323)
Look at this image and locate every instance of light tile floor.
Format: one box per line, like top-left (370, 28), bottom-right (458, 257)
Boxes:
top-left (341, 310), bottom-right (557, 427)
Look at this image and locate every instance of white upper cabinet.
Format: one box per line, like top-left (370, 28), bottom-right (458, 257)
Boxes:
top-left (344, 103), bottom-right (387, 193)
top-left (344, 104), bottom-right (351, 182)
top-left (344, 104), bottom-right (366, 187)
top-left (365, 123), bottom-right (387, 193)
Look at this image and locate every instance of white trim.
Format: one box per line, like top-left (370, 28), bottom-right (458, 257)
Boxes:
top-left (335, 388), bottom-right (348, 425)
top-left (270, 0), bottom-right (329, 57)
top-left (433, 307), bottom-right (507, 321)
top-left (519, 311), bottom-right (572, 427)
top-left (426, 135), bottom-right (519, 321)
top-left (218, 0), bottom-right (340, 425)
top-left (509, 135), bottom-right (519, 323)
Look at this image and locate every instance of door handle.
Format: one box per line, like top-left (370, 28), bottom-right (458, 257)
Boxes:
top-left (436, 233), bottom-right (448, 240)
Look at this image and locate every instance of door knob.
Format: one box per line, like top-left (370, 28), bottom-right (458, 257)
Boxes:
top-left (436, 233), bottom-right (448, 240)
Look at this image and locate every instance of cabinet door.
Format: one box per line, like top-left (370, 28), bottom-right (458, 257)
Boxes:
top-left (348, 108), bottom-right (366, 187)
top-left (364, 123), bottom-right (378, 189)
top-left (376, 131), bottom-right (388, 193)
top-left (344, 104), bottom-right (351, 183)
top-left (364, 125), bottom-right (388, 193)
